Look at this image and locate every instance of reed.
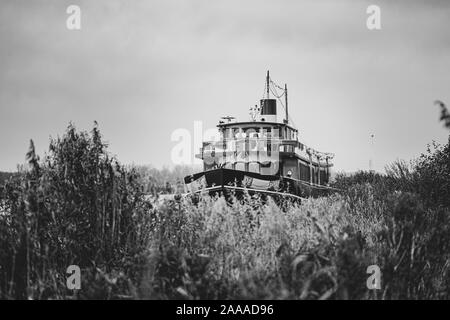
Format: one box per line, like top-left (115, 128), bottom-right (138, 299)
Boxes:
top-left (0, 122), bottom-right (449, 299)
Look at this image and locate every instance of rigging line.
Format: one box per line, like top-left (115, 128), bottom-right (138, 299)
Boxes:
top-left (269, 86), bottom-right (285, 109)
top-left (264, 75), bottom-right (332, 156)
top-left (271, 81), bottom-right (285, 92)
top-left (269, 77), bottom-right (297, 128)
top-left (269, 83), bottom-right (330, 157)
top-left (269, 77), bottom-right (284, 95)
top-left (269, 77), bottom-right (285, 91)
top-left (266, 75), bottom-right (304, 139)
top-left (271, 78), bottom-right (297, 126)
top-left (269, 78), bottom-right (300, 129)
top-left (271, 89), bottom-right (285, 100)
top-left (269, 81), bottom-right (285, 99)
top-left (269, 83), bottom-right (286, 110)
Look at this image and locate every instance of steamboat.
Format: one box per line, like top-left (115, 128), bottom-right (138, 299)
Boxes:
top-left (183, 71), bottom-right (335, 200)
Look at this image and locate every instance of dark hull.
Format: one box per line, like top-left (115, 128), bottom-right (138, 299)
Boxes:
top-left (184, 168), bottom-right (336, 200)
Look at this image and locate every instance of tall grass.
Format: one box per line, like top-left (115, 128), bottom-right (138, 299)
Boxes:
top-left (0, 123), bottom-right (449, 299)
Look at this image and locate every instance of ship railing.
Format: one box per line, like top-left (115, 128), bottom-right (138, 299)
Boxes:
top-left (200, 138), bottom-right (334, 161)
top-left (200, 138), bottom-right (298, 151)
top-left (199, 138), bottom-right (319, 160)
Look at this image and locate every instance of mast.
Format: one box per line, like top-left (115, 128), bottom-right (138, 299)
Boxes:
top-left (266, 70), bottom-right (270, 99)
top-left (285, 83), bottom-right (288, 124)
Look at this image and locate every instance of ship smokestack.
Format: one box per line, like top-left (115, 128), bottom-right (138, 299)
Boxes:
top-left (260, 99), bottom-right (277, 122)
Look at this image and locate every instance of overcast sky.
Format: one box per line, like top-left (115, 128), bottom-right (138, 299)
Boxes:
top-left (1, 0), bottom-right (449, 172)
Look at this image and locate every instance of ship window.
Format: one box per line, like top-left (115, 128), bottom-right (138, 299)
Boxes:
top-left (285, 128), bottom-right (293, 140)
top-left (299, 162), bottom-right (310, 181)
top-left (235, 162), bottom-right (245, 171)
top-left (248, 139), bottom-right (258, 152)
top-left (231, 128), bottom-right (238, 139)
top-left (234, 128), bottom-right (243, 139)
top-left (223, 128), bottom-right (232, 139)
top-left (262, 127), bottom-right (272, 138)
top-left (272, 127), bottom-right (280, 139)
top-left (246, 128), bottom-right (257, 138)
top-left (313, 165), bottom-right (319, 184)
top-left (320, 167), bottom-right (328, 185)
top-left (249, 162), bottom-right (259, 173)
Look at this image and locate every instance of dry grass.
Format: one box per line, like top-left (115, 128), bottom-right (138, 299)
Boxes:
top-left (0, 124), bottom-right (449, 299)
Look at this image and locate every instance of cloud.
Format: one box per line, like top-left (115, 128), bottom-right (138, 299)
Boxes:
top-left (0, 0), bottom-right (449, 171)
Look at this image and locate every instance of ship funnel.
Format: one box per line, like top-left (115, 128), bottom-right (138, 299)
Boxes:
top-left (260, 99), bottom-right (277, 122)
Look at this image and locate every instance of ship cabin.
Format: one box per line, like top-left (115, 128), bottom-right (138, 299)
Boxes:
top-left (196, 96), bottom-right (334, 187)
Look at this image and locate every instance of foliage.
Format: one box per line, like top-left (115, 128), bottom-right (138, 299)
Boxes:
top-left (0, 123), bottom-right (151, 299)
top-left (330, 135), bottom-right (450, 299)
top-left (0, 172), bottom-right (15, 186)
top-left (0, 124), bottom-right (449, 300)
top-left (132, 164), bottom-right (201, 195)
top-left (436, 100), bottom-right (450, 130)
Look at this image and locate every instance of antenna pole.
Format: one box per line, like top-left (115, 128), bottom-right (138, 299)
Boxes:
top-left (285, 83), bottom-right (288, 124)
top-left (266, 70), bottom-right (270, 99)
top-left (369, 134), bottom-right (375, 171)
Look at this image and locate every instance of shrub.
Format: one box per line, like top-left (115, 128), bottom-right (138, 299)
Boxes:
top-left (0, 124), bottom-right (449, 300)
top-left (0, 123), bottom-right (151, 299)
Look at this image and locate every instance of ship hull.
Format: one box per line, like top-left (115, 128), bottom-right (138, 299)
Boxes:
top-left (184, 168), bottom-right (336, 200)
